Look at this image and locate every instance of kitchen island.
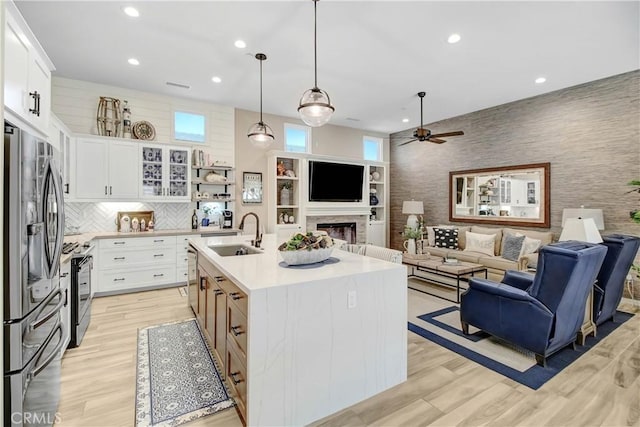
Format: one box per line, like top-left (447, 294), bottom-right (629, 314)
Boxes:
top-left (189, 234), bottom-right (407, 426)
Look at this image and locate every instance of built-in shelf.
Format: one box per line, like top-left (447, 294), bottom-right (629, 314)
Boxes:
top-left (195, 198), bottom-right (235, 203)
top-left (369, 180), bottom-right (384, 185)
top-left (192, 165), bottom-right (234, 171)
top-left (276, 176), bottom-right (299, 181)
top-left (191, 180), bottom-right (236, 185)
top-left (277, 204), bottom-right (299, 209)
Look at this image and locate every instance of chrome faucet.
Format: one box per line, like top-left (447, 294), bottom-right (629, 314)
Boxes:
top-left (239, 212), bottom-right (262, 248)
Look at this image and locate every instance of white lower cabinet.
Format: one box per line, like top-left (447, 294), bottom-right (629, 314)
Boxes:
top-left (366, 220), bottom-right (386, 246)
top-left (176, 235), bottom-right (191, 285)
top-left (96, 236), bottom-right (178, 295)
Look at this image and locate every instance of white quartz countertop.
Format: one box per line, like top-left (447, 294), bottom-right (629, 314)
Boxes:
top-left (189, 234), bottom-right (405, 293)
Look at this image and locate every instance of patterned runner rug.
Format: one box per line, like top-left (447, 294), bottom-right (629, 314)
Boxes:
top-left (408, 286), bottom-right (634, 389)
top-left (135, 319), bottom-right (235, 426)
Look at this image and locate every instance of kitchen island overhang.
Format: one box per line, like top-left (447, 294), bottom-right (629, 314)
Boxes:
top-left (189, 234), bottom-right (407, 426)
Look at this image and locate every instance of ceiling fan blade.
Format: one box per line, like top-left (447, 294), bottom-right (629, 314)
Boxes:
top-left (428, 138), bottom-right (446, 144)
top-left (429, 131), bottom-right (464, 138)
top-left (398, 139), bottom-right (418, 146)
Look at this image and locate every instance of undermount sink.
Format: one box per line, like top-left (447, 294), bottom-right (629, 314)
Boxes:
top-left (209, 244), bottom-right (263, 257)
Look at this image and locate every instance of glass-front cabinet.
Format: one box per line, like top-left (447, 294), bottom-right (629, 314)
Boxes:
top-left (140, 144), bottom-right (190, 201)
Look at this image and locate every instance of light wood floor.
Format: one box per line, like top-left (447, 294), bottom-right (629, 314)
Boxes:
top-left (56, 287), bottom-right (640, 427)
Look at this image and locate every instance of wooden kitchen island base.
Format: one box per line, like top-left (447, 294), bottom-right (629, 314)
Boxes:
top-left (189, 234), bottom-right (407, 426)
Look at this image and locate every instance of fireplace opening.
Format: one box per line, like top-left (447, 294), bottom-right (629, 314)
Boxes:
top-left (317, 222), bottom-right (356, 244)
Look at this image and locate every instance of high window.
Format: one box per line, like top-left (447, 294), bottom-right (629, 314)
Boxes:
top-left (363, 136), bottom-right (383, 161)
top-left (284, 123), bottom-right (311, 153)
top-left (174, 111), bottom-right (206, 143)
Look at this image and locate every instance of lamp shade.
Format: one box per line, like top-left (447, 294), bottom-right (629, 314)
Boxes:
top-left (561, 208), bottom-right (604, 230)
top-left (298, 88), bottom-right (334, 127)
top-left (402, 200), bottom-right (424, 215)
top-left (559, 217), bottom-right (603, 243)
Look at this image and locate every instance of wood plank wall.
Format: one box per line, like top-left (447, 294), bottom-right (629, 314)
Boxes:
top-left (389, 70), bottom-right (640, 252)
top-left (51, 76), bottom-right (235, 165)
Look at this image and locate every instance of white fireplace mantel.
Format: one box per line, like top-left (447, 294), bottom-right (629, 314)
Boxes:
top-left (305, 204), bottom-right (371, 217)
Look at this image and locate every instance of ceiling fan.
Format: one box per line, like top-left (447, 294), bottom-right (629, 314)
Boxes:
top-left (398, 92), bottom-right (464, 146)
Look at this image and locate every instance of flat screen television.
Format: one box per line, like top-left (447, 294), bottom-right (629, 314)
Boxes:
top-left (308, 161), bottom-right (364, 202)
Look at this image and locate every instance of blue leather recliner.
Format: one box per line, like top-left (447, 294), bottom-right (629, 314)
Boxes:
top-left (460, 241), bottom-right (607, 366)
top-left (593, 234), bottom-right (640, 326)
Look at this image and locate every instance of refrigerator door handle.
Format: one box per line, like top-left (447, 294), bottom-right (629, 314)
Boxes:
top-left (28, 323), bottom-right (63, 380)
top-left (41, 159), bottom-right (65, 279)
top-left (28, 288), bottom-right (64, 332)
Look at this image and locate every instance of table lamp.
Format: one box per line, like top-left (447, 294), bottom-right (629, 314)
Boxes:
top-left (402, 200), bottom-right (424, 230)
top-left (559, 217), bottom-right (603, 243)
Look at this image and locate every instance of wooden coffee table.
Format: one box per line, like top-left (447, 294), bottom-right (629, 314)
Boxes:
top-left (403, 254), bottom-right (487, 303)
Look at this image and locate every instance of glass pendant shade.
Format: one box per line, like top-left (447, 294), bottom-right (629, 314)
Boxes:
top-left (247, 121), bottom-right (274, 148)
top-left (298, 0), bottom-right (334, 127)
top-left (247, 52), bottom-right (274, 148)
top-left (298, 87), bottom-right (334, 127)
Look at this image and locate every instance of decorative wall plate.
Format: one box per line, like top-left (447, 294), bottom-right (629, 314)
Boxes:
top-left (133, 121), bottom-right (156, 140)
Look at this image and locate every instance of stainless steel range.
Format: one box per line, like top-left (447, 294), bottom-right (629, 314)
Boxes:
top-left (4, 120), bottom-right (66, 426)
top-left (69, 244), bottom-right (94, 348)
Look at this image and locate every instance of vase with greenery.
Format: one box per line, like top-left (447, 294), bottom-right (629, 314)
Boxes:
top-left (402, 225), bottom-right (422, 254)
top-left (280, 181), bottom-right (293, 206)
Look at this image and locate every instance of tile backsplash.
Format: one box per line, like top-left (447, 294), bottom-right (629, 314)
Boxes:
top-left (64, 202), bottom-right (193, 232)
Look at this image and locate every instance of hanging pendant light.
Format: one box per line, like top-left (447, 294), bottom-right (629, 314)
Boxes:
top-left (298, 0), bottom-right (334, 127)
top-left (248, 53), bottom-right (274, 148)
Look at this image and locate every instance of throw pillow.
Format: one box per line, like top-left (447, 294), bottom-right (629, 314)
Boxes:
top-left (463, 231), bottom-right (496, 257)
top-left (520, 236), bottom-right (542, 257)
top-left (434, 227), bottom-right (459, 249)
top-left (470, 226), bottom-right (502, 255)
top-left (502, 234), bottom-right (526, 261)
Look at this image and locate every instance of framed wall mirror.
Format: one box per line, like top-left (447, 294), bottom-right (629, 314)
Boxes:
top-left (449, 163), bottom-right (550, 228)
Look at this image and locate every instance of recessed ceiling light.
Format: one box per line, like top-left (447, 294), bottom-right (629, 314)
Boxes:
top-left (123, 6), bottom-right (139, 17)
top-left (234, 40), bottom-right (247, 49)
top-left (447, 33), bottom-right (461, 44)
top-left (128, 58), bottom-right (140, 66)
top-left (535, 77), bottom-right (547, 84)
top-left (402, 118), bottom-right (409, 123)
top-left (211, 76), bottom-right (222, 83)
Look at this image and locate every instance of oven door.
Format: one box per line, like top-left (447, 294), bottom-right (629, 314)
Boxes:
top-left (76, 255), bottom-right (92, 323)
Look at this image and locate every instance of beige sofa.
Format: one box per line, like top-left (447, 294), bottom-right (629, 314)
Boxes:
top-left (420, 225), bottom-right (554, 281)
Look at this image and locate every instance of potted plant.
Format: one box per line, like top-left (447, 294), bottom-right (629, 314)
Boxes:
top-left (202, 205), bottom-right (213, 226)
top-left (627, 180), bottom-right (640, 223)
top-left (280, 181), bottom-right (293, 206)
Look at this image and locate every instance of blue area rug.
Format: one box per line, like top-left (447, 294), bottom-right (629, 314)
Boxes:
top-left (135, 319), bottom-right (235, 426)
top-left (409, 307), bottom-right (633, 390)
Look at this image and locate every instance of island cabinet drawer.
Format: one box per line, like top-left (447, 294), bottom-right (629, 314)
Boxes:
top-left (99, 266), bottom-right (176, 290)
top-left (98, 236), bottom-right (177, 249)
top-left (220, 280), bottom-right (248, 317)
top-left (227, 301), bottom-right (247, 357)
top-left (100, 248), bottom-right (176, 269)
top-left (226, 338), bottom-right (247, 422)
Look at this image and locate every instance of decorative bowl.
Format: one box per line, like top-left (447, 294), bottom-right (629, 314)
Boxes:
top-left (279, 247), bottom-right (334, 266)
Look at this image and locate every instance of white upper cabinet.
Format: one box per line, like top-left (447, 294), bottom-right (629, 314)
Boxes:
top-left (140, 144), bottom-right (190, 202)
top-left (75, 137), bottom-right (139, 200)
top-left (3, 3), bottom-right (53, 135)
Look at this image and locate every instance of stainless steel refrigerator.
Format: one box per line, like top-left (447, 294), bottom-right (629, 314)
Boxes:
top-left (4, 120), bottom-right (66, 426)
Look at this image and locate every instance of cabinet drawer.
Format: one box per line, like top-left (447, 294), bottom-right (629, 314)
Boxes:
top-left (100, 248), bottom-right (176, 270)
top-left (226, 339), bottom-right (247, 421)
top-left (220, 280), bottom-right (247, 318)
top-left (176, 267), bottom-right (188, 283)
top-left (227, 300), bottom-right (247, 358)
top-left (98, 266), bottom-right (176, 291)
top-left (98, 236), bottom-right (176, 249)
top-left (176, 252), bottom-right (189, 267)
